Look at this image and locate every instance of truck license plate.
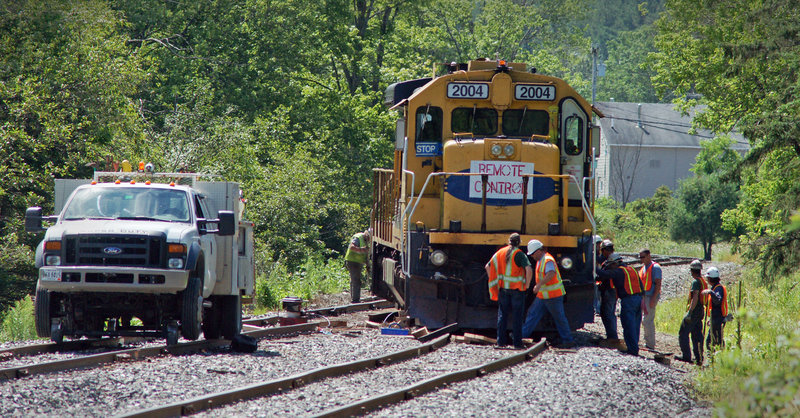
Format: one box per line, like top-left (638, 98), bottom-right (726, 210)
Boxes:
top-left (41, 268), bottom-right (62, 281)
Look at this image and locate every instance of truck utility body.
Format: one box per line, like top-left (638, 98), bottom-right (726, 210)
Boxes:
top-left (26, 172), bottom-right (255, 345)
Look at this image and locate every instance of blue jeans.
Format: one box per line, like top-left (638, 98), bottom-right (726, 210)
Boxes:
top-left (521, 296), bottom-right (574, 344)
top-left (619, 295), bottom-right (642, 355)
top-left (497, 288), bottom-right (526, 347)
top-left (600, 288), bottom-right (618, 340)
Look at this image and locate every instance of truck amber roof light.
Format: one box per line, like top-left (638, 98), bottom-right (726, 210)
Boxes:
top-left (91, 181), bottom-right (97, 185)
top-left (130, 180), bottom-right (136, 184)
top-left (115, 179), bottom-right (121, 184)
top-left (169, 181), bottom-right (175, 187)
top-left (145, 180), bottom-right (151, 185)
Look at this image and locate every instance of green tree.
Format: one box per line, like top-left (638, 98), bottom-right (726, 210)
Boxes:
top-left (669, 174), bottom-right (738, 260)
top-left (597, 25), bottom-right (660, 103)
top-left (652, 0), bottom-right (800, 275)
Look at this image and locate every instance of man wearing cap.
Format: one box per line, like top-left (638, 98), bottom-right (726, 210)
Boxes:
top-left (638, 249), bottom-right (662, 350)
top-left (676, 260), bottom-right (706, 364)
top-left (597, 253), bottom-right (644, 356)
top-left (486, 233), bottom-right (533, 349)
top-left (597, 240), bottom-right (619, 343)
top-left (701, 267), bottom-right (727, 349)
top-left (344, 229), bottom-right (371, 303)
top-left (521, 240), bottom-right (575, 348)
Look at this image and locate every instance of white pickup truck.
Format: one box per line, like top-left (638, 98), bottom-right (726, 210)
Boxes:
top-left (25, 171), bottom-right (254, 345)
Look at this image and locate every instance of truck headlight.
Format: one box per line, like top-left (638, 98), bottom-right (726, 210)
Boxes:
top-left (168, 258), bottom-right (184, 269)
top-left (45, 255), bottom-right (61, 266)
top-left (560, 257), bottom-right (573, 270)
top-left (429, 250), bottom-right (448, 266)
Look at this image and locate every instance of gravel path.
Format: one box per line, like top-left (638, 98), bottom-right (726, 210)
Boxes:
top-left (0, 329), bottom-right (421, 417)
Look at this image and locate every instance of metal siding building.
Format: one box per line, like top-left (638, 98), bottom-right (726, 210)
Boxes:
top-left (594, 102), bottom-right (749, 203)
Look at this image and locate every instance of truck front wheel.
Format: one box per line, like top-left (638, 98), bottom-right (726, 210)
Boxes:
top-left (34, 288), bottom-right (51, 338)
top-left (181, 276), bottom-right (203, 340)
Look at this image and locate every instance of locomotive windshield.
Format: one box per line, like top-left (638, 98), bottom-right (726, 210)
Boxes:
top-left (415, 106), bottom-right (443, 141)
top-left (502, 108), bottom-right (549, 137)
top-left (63, 187), bottom-right (191, 222)
top-left (451, 107), bottom-right (498, 136)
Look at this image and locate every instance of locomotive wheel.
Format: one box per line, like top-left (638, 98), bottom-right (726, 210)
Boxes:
top-left (34, 288), bottom-right (51, 338)
top-left (201, 297), bottom-right (222, 340)
top-left (181, 276), bottom-right (203, 340)
top-left (220, 295), bottom-right (242, 340)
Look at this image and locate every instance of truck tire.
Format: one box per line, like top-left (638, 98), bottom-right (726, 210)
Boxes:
top-left (220, 295), bottom-right (242, 340)
top-left (34, 288), bottom-right (51, 338)
top-left (201, 297), bottom-right (222, 340)
top-left (181, 276), bottom-right (203, 340)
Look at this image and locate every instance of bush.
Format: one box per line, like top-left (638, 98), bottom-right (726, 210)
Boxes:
top-left (0, 295), bottom-right (39, 342)
top-left (255, 254), bottom-right (349, 311)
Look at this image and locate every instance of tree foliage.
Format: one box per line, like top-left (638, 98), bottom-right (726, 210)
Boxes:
top-left (652, 0), bottom-right (800, 276)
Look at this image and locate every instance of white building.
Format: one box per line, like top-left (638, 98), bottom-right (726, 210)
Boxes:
top-left (594, 102), bottom-right (749, 204)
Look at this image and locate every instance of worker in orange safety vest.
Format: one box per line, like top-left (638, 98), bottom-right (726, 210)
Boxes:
top-left (701, 266), bottom-right (728, 349)
top-left (486, 233), bottom-right (532, 349)
top-left (521, 240), bottom-right (575, 348)
top-left (597, 253), bottom-right (644, 356)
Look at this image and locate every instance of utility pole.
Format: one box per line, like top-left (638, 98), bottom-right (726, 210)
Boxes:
top-left (591, 44), bottom-right (598, 106)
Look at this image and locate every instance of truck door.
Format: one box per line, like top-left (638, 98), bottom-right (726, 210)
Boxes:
top-left (560, 98), bottom-right (589, 203)
top-left (194, 194), bottom-right (217, 296)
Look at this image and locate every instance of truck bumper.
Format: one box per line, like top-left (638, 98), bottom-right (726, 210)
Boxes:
top-left (37, 266), bottom-right (190, 294)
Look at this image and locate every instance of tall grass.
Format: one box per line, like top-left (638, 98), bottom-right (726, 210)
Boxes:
top-left (0, 295), bottom-right (40, 342)
top-left (254, 254), bottom-right (349, 312)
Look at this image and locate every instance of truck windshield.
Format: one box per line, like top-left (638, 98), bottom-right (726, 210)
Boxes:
top-left (63, 187), bottom-right (191, 222)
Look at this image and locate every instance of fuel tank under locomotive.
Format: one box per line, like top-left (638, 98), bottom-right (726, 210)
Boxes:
top-left (373, 233), bottom-right (596, 333)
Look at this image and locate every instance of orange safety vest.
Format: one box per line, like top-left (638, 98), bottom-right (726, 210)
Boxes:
top-left (535, 252), bottom-right (565, 299)
top-left (487, 245), bottom-right (527, 301)
top-left (706, 284), bottom-right (728, 317)
top-left (638, 262), bottom-right (660, 293)
top-left (686, 274), bottom-right (709, 310)
top-left (620, 265), bottom-right (644, 296)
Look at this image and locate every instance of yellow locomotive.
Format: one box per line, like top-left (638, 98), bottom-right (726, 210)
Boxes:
top-left (372, 59), bottom-right (600, 333)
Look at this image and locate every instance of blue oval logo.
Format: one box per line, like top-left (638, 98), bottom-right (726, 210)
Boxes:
top-left (103, 247), bottom-right (123, 255)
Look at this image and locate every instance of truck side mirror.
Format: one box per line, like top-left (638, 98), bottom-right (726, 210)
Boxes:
top-left (217, 211), bottom-right (235, 236)
top-left (25, 207), bottom-right (44, 232)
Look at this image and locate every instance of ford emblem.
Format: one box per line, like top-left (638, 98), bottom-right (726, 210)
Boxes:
top-left (103, 247), bottom-right (123, 255)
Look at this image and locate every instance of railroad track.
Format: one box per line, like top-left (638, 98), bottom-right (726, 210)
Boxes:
top-left (619, 253), bottom-right (697, 269)
top-left (118, 337), bottom-right (548, 418)
top-left (0, 299), bottom-right (394, 382)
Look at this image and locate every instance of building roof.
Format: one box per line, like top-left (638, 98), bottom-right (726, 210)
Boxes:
top-left (594, 102), bottom-right (749, 150)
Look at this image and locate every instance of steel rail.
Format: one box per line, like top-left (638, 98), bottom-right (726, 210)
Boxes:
top-left (314, 340), bottom-right (548, 417)
top-left (0, 337), bottom-right (138, 359)
top-left (116, 334), bottom-right (452, 418)
top-left (241, 299), bottom-right (395, 327)
top-left (0, 321), bottom-right (343, 381)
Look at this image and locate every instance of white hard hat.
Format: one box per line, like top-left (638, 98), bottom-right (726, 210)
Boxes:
top-left (601, 239), bottom-right (614, 250)
top-left (594, 235), bottom-right (603, 244)
top-left (527, 239), bottom-right (543, 255)
top-left (705, 266), bottom-right (720, 279)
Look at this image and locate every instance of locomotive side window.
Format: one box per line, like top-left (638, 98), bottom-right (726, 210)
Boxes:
top-left (502, 108), bottom-right (549, 137)
top-left (451, 107), bottom-right (497, 136)
top-left (415, 106), bottom-right (443, 142)
top-left (564, 115), bottom-right (583, 155)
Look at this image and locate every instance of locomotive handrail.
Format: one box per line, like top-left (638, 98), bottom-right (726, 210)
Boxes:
top-left (401, 171), bottom-right (596, 278)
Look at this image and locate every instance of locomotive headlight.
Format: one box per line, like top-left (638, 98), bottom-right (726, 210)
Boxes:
top-left (429, 250), bottom-right (448, 266)
top-left (504, 144), bottom-right (515, 156)
top-left (490, 144), bottom-right (502, 156)
top-left (560, 257), bottom-right (574, 270)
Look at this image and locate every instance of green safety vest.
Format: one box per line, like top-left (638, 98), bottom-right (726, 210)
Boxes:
top-left (344, 233), bottom-right (368, 264)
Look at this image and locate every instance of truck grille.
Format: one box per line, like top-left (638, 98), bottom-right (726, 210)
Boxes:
top-left (64, 234), bottom-right (165, 268)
